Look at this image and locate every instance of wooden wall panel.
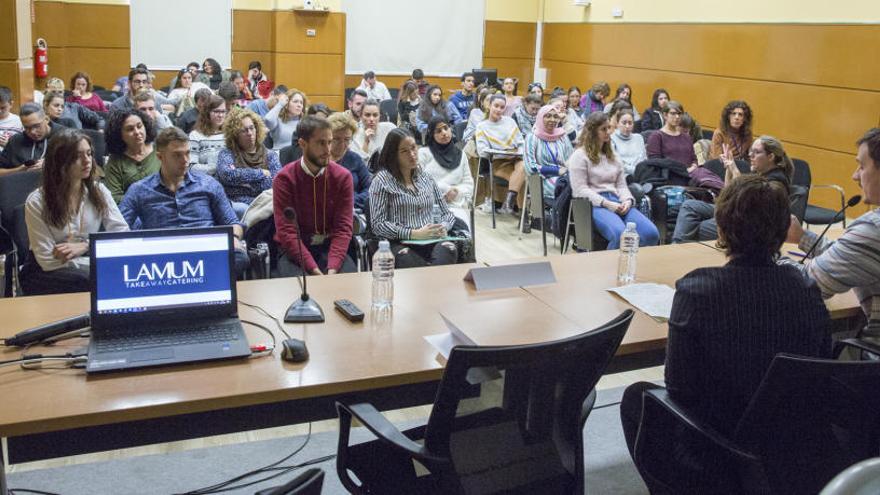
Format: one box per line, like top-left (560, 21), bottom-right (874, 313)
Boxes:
top-left (273, 11), bottom-right (345, 55)
top-left (232, 10), bottom-right (274, 52)
top-left (273, 53), bottom-right (344, 98)
top-left (62, 47), bottom-right (129, 88)
top-left (543, 23), bottom-right (880, 92)
top-left (64, 3), bottom-right (128, 48)
top-left (482, 57), bottom-right (533, 90)
top-left (0, 61), bottom-right (34, 112)
top-left (483, 21), bottom-right (536, 60)
top-left (542, 22), bottom-right (880, 211)
top-left (232, 51), bottom-right (275, 82)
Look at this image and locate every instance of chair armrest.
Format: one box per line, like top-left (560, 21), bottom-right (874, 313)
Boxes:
top-left (336, 401), bottom-right (447, 465)
top-left (811, 184), bottom-right (846, 196)
top-left (834, 338), bottom-right (880, 359)
top-left (640, 389), bottom-right (757, 462)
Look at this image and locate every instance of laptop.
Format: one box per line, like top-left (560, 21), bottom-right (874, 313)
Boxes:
top-left (86, 226), bottom-right (251, 373)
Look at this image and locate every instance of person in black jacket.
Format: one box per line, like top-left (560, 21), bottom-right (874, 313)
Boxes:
top-left (620, 174), bottom-right (831, 490)
top-left (176, 88), bottom-right (213, 135)
top-left (0, 103), bottom-right (58, 177)
top-left (640, 88), bottom-right (670, 132)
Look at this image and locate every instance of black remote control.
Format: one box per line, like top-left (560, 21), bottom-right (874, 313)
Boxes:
top-left (334, 299), bottom-right (365, 322)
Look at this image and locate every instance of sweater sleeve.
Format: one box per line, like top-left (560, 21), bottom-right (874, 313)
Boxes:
top-left (615, 162), bottom-right (635, 204)
top-left (523, 134), bottom-right (540, 175)
top-left (474, 123), bottom-right (491, 159)
top-left (796, 218), bottom-right (880, 299)
top-left (103, 157), bottom-right (127, 204)
top-left (446, 101), bottom-right (463, 125)
top-left (350, 154), bottom-right (371, 210)
top-left (98, 184), bottom-right (130, 233)
top-left (327, 170), bottom-right (354, 272)
top-left (272, 170), bottom-right (319, 272)
top-left (215, 148), bottom-right (266, 187)
top-left (567, 151), bottom-right (605, 207)
top-left (263, 101), bottom-right (283, 131)
top-left (709, 129), bottom-right (725, 160)
top-left (24, 192), bottom-right (63, 272)
top-left (646, 131), bottom-right (663, 159)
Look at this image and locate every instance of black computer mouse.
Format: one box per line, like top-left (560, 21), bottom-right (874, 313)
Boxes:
top-left (281, 338), bottom-right (309, 363)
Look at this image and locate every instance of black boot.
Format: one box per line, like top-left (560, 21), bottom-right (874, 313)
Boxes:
top-left (499, 191), bottom-right (518, 215)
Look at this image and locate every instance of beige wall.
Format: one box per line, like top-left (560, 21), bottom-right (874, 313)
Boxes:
top-left (542, 0), bottom-right (880, 23)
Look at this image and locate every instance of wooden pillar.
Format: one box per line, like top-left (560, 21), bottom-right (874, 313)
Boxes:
top-left (0, 0), bottom-right (35, 111)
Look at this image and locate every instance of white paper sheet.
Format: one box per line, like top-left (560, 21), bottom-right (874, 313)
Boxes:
top-left (607, 283), bottom-right (676, 322)
top-left (424, 313), bottom-right (477, 359)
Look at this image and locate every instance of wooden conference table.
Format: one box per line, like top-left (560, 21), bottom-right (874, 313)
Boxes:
top-left (0, 242), bottom-right (861, 486)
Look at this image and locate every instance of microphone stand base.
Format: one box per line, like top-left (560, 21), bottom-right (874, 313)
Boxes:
top-left (285, 296), bottom-right (325, 323)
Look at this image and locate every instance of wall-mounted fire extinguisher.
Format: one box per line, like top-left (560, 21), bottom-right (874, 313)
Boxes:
top-left (35, 38), bottom-right (48, 78)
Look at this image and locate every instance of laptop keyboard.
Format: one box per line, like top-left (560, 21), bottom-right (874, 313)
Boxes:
top-left (95, 323), bottom-right (240, 353)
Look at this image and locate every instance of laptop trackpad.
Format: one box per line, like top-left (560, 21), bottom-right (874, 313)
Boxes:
top-left (130, 348), bottom-right (174, 362)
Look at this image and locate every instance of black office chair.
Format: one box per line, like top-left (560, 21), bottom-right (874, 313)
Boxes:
top-left (0, 170), bottom-right (41, 296)
top-left (792, 158), bottom-right (849, 228)
top-left (336, 310), bottom-right (634, 494)
top-left (387, 87), bottom-right (399, 101)
top-left (632, 347), bottom-right (880, 495)
top-left (279, 141), bottom-right (303, 166)
top-left (701, 128), bottom-right (714, 140)
top-left (379, 99), bottom-right (398, 124)
top-left (254, 468), bottom-right (324, 495)
top-left (81, 128), bottom-right (107, 168)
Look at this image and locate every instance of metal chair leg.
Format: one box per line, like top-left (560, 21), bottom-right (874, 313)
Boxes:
top-left (488, 160), bottom-right (496, 229)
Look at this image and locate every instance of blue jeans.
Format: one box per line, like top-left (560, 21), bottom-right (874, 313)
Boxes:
top-left (592, 192), bottom-right (660, 248)
top-left (231, 201), bottom-right (249, 220)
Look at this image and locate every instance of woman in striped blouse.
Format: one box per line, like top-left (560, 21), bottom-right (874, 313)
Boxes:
top-left (369, 128), bottom-right (459, 269)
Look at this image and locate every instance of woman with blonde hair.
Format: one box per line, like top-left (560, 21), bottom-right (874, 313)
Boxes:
top-left (216, 108), bottom-right (281, 218)
top-left (265, 88), bottom-right (307, 151)
top-left (568, 111), bottom-right (659, 248)
top-left (327, 112), bottom-right (372, 210)
top-left (188, 94), bottom-right (227, 175)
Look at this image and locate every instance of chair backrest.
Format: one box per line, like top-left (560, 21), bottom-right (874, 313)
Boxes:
top-left (702, 158), bottom-right (726, 180)
top-left (422, 310), bottom-right (633, 491)
top-left (789, 184), bottom-right (808, 222)
top-left (527, 172), bottom-right (545, 216)
top-left (453, 120), bottom-right (468, 144)
top-left (0, 170), bottom-right (41, 242)
top-left (379, 99), bottom-right (397, 124)
top-left (279, 142), bottom-right (303, 166)
top-left (81, 128), bottom-right (107, 168)
top-left (792, 158), bottom-right (812, 188)
top-left (733, 354), bottom-right (880, 494)
top-left (701, 128), bottom-right (714, 140)
top-left (640, 129), bottom-right (657, 143)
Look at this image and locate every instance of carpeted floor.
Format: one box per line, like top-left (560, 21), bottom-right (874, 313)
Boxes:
top-left (6, 386), bottom-right (648, 495)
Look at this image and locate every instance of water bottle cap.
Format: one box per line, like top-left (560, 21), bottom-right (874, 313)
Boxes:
top-left (378, 239), bottom-right (390, 250)
top-left (626, 222), bottom-right (636, 230)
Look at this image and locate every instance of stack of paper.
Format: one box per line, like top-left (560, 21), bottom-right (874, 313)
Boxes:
top-left (607, 283), bottom-right (676, 322)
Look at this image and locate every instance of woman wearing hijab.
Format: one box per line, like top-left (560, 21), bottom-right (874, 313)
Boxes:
top-left (420, 116), bottom-right (474, 211)
top-left (524, 104), bottom-right (574, 199)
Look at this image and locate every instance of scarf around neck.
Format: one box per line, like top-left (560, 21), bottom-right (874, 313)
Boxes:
top-left (236, 143), bottom-right (268, 170)
top-left (426, 119), bottom-right (463, 170)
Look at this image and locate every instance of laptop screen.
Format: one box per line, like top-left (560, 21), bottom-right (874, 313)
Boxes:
top-left (92, 229), bottom-right (233, 316)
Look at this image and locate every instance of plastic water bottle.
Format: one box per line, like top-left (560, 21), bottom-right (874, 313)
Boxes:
top-left (617, 222), bottom-right (639, 285)
top-left (372, 240), bottom-right (395, 309)
top-left (432, 203), bottom-right (442, 224)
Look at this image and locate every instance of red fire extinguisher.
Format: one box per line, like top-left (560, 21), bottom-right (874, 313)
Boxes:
top-left (35, 38), bottom-right (48, 78)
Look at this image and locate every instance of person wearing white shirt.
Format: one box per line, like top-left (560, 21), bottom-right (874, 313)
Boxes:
top-left (23, 129), bottom-right (128, 295)
top-left (350, 99), bottom-right (396, 162)
top-left (419, 116), bottom-right (474, 217)
top-left (357, 71), bottom-right (392, 101)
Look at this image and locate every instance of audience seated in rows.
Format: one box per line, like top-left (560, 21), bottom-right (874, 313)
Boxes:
top-left (640, 88), bottom-right (670, 132)
top-left (621, 174), bottom-right (831, 491)
top-left (786, 128), bottom-right (880, 338)
top-left (579, 81), bottom-right (609, 116)
top-left (396, 81), bottom-right (421, 140)
top-left (369, 128), bottom-right (460, 268)
top-left (549, 91), bottom-right (583, 141)
top-left (188, 94), bottom-right (227, 175)
top-left (0, 103), bottom-right (56, 176)
top-left (603, 83), bottom-right (641, 122)
top-left (610, 109), bottom-right (647, 177)
top-left (103, 108), bottom-right (160, 203)
top-left (527, 82), bottom-right (544, 102)
top-left (513, 93), bottom-right (542, 138)
top-left (264, 88), bottom-right (306, 151)
top-left (646, 100), bottom-right (697, 169)
top-left (344, 88), bottom-right (367, 123)
top-left (246, 61), bottom-right (268, 96)
top-left (177, 88), bottom-right (213, 135)
top-left (202, 58), bottom-right (230, 91)
top-left (710, 100), bottom-right (753, 161)
top-left (217, 81), bottom-right (241, 112)
top-left (273, 116), bottom-right (356, 277)
top-left (110, 68), bottom-right (173, 112)
top-left (679, 112), bottom-right (710, 164)
top-left (475, 94), bottom-right (526, 214)
top-left (0, 87), bottom-right (22, 151)
top-left (230, 71), bottom-right (253, 103)
top-left (449, 72), bottom-right (477, 122)
top-left (351, 99), bottom-right (396, 162)
top-left (216, 108), bottom-right (281, 218)
top-left (569, 112), bottom-right (659, 248)
top-left (417, 85), bottom-right (461, 134)
top-left (672, 135), bottom-right (794, 243)
top-left (119, 127), bottom-right (249, 276)
top-left (462, 86), bottom-right (495, 146)
top-left (524, 104), bottom-right (573, 199)
top-left (44, 90), bottom-right (104, 131)
top-left (42, 91), bottom-right (77, 129)
top-left (357, 71), bottom-right (391, 102)
top-left (327, 112), bottom-right (371, 211)
top-left (606, 99), bottom-right (632, 131)
top-left (168, 67), bottom-right (210, 117)
top-left (501, 77), bottom-right (521, 117)
top-left (247, 84), bottom-right (287, 119)
top-left (22, 128), bottom-right (128, 295)
top-left (420, 116), bottom-right (474, 214)
top-left (66, 72), bottom-right (107, 113)
top-left (566, 86), bottom-right (582, 115)
top-left (134, 91), bottom-right (173, 130)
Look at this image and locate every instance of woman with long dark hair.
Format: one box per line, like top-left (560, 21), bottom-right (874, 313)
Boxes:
top-left (202, 58), bottom-right (227, 91)
top-left (188, 94), bottom-right (227, 175)
top-left (416, 85), bottom-right (461, 133)
top-left (603, 83), bottom-right (641, 122)
top-left (640, 88), bottom-right (670, 131)
top-left (23, 129), bottom-right (127, 294)
top-left (568, 112), bottom-right (659, 248)
top-left (397, 80), bottom-right (421, 138)
top-left (103, 108), bottom-right (159, 203)
top-left (710, 100), bottom-right (753, 161)
top-left (369, 128), bottom-right (460, 269)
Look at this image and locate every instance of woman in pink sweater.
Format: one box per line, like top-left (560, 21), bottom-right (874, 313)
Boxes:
top-left (568, 112), bottom-right (659, 248)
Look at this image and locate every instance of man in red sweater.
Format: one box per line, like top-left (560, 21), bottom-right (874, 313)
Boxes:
top-left (273, 116), bottom-right (355, 276)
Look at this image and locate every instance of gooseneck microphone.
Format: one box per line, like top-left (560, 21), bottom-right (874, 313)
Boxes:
top-left (799, 195), bottom-right (861, 264)
top-left (282, 207), bottom-right (325, 323)
top-left (3, 313), bottom-right (90, 347)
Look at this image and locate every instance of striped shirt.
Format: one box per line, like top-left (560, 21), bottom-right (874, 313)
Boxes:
top-left (475, 116), bottom-right (524, 159)
top-left (368, 168), bottom-right (456, 240)
top-left (793, 209), bottom-right (880, 321)
top-left (523, 133), bottom-right (573, 198)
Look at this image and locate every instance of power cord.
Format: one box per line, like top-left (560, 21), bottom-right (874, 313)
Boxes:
top-left (239, 300), bottom-right (292, 340)
top-left (8, 489), bottom-right (62, 495)
top-left (240, 319), bottom-right (276, 357)
top-left (173, 423), bottom-right (326, 495)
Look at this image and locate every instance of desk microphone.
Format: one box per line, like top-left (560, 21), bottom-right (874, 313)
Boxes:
top-left (282, 207), bottom-right (325, 323)
top-left (800, 195), bottom-right (861, 263)
top-left (3, 313), bottom-right (90, 347)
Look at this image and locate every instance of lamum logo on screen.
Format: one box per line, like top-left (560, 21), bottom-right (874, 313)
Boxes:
top-left (123, 260), bottom-right (205, 288)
